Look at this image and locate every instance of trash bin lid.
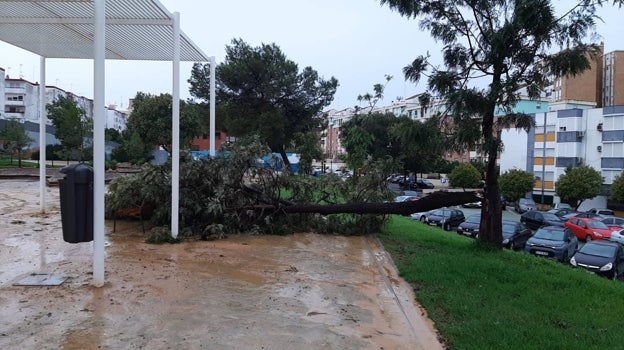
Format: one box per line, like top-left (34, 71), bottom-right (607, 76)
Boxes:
top-left (60, 163), bottom-right (94, 183)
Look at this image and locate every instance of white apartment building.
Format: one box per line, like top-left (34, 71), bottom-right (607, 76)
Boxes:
top-left (500, 101), bottom-right (624, 210)
top-left (0, 66), bottom-right (128, 149)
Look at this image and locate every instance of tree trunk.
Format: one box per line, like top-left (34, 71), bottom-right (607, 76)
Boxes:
top-left (279, 147), bottom-right (293, 173)
top-left (479, 146), bottom-right (503, 247)
top-left (245, 190), bottom-right (481, 216)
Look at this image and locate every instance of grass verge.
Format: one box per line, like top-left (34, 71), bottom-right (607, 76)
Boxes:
top-left (0, 158), bottom-right (38, 168)
top-left (378, 215), bottom-right (624, 350)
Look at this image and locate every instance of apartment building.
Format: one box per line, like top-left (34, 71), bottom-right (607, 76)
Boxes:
top-left (0, 66), bottom-right (129, 149)
top-left (604, 50), bottom-right (624, 107)
top-left (500, 101), bottom-right (624, 210)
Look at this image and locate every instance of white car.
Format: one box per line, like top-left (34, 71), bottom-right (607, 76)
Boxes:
top-left (610, 229), bottom-right (624, 244)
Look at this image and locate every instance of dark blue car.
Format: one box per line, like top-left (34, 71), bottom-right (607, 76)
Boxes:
top-left (570, 240), bottom-right (624, 280)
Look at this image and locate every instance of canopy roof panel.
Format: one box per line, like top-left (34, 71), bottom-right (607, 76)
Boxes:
top-left (0, 0), bottom-right (209, 61)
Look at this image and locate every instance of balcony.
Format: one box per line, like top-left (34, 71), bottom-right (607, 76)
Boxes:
top-left (5, 87), bottom-right (25, 94)
top-left (5, 100), bottom-right (25, 106)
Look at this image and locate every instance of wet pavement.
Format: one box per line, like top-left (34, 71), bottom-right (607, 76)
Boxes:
top-left (0, 179), bottom-right (444, 350)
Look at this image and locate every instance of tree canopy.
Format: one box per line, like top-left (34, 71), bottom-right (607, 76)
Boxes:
top-left (448, 162), bottom-right (481, 190)
top-left (46, 95), bottom-right (91, 162)
top-left (125, 92), bottom-right (202, 153)
top-left (0, 118), bottom-right (33, 167)
top-left (610, 173), bottom-right (624, 204)
top-left (188, 38), bottom-right (338, 169)
top-left (555, 165), bottom-right (603, 209)
top-left (499, 169), bottom-right (535, 203)
top-left (380, 0), bottom-right (620, 247)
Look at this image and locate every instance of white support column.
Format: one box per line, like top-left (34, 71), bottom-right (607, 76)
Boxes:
top-left (209, 56), bottom-right (216, 157)
top-left (92, 0), bottom-right (106, 287)
top-left (39, 57), bottom-right (46, 213)
top-left (171, 11), bottom-right (181, 238)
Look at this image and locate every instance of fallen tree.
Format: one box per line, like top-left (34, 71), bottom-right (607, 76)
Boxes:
top-left (243, 189), bottom-right (481, 216)
top-left (105, 138), bottom-right (481, 241)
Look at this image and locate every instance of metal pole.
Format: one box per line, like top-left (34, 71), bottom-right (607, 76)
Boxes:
top-left (209, 56), bottom-right (216, 157)
top-left (39, 57), bottom-right (46, 213)
top-left (541, 112), bottom-right (546, 205)
top-left (171, 12), bottom-right (181, 238)
top-left (93, 0), bottom-right (106, 287)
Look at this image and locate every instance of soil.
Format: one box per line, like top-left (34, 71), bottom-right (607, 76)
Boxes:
top-left (0, 173), bottom-right (445, 350)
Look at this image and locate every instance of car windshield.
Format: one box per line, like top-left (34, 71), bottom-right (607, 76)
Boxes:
top-left (587, 221), bottom-right (609, 229)
top-left (520, 199), bottom-right (535, 206)
top-left (542, 212), bottom-right (561, 221)
top-left (532, 228), bottom-right (564, 241)
top-left (464, 215), bottom-right (480, 224)
top-left (579, 243), bottom-right (616, 258)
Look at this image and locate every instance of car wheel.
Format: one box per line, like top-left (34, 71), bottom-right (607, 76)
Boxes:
top-left (585, 235), bottom-right (592, 243)
top-left (419, 216), bottom-right (426, 223)
top-left (443, 223), bottom-right (450, 231)
top-left (509, 241), bottom-right (515, 250)
top-left (562, 251), bottom-right (569, 263)
top-left (613, 267), bottom-right (619, 281)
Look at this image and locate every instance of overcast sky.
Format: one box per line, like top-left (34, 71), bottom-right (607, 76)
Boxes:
top-left (0, 0), bottom-right (622, 111)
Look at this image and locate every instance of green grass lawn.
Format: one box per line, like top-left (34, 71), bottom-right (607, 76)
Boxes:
top-left (0, 158), bottom-right (39, 168)
top-left (378, 216), bottom-right (624, 350)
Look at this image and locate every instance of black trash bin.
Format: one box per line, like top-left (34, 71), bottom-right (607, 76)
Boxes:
top-left (59, 163), bottom-right (94, 243)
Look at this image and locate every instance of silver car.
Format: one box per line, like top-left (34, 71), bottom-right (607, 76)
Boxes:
top-left (515, 198), bottom-right (537, 214)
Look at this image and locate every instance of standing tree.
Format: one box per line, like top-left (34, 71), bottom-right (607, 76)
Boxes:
top-left (380, 0), bottom-right (620, 247)
top-left (125, 92), bottom-right (202, 153)
top-left (448, 162), bottom-right (482, 191)
top-left (46, 95), bottom-right (91, 162)
top-left (389, 116), bottom-right (446, 176)
top-left (356, 74), bottom-right (393, 113)
top-left (0, 118), bottom-right (33, 167)
top-left (555, 165), bottom-right (603, 209)
top-left (610, 173), bottom-right (624, 204)
top-left (499, 169), bottom-right (536, 204)
top-left (188, 38), bottom-right (338, 170)
top-left (294, 130), bottom-right (324, 175)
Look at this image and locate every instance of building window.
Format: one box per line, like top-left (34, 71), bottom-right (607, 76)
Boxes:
top-left (215, 132), bottom-right (222, 140)
top-left (202, 133), bottom-right (208, 139)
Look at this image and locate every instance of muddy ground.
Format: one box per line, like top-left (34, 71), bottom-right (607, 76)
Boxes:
top-left (0, 176), bottom-right (444, 350)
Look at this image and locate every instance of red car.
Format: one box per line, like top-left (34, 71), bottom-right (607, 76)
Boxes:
top-left (564, 217), bottom-right (612, 242)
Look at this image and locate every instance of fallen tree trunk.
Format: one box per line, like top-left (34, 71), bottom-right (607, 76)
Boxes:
top-left (242, 190), bottom-right (482, 216)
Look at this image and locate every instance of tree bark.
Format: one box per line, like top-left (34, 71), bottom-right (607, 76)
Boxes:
top-left (243, 190), bottom-right (481, 216)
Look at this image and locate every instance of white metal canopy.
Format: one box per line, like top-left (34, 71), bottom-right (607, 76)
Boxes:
top-left (0, 0), bottom-right (216, 287)
top-left (0, 0), bottom-right (209, 61)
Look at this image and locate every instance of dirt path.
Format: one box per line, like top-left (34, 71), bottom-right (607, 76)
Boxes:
top-left (0, 179), bottom-right (444, 350)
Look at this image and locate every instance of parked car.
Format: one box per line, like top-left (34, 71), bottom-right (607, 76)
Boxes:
top-left (394, 195), bottom-right (419, 202)
top-left (587, 208), bottom-right (615, 217)
top-left (502, 220), bottom-right (533, 250)
top-left (411, 210), bottom-right (433, 222)
top-left (463, 201), bottom-right (482, 208)
top-left (399, 190), bottom-right (420, 197)
top-left (524, 226), bottom-right (578, 262)
top-left (570, 240), bottom-right (624, 280)
top-left (547, 208), bottom-right (577, 218)
top-left (457, 214), bottom-right (480, 237)
top-left (399, 178), bottom-right (431, 191)
top-left (562, 211), bottom-right (605, 220)
top-left (600, 216), bottom-right (624, 230)
top-left (552, 203), bottom-right (572, 210)
top-left (426, 208), bottom-right (465, 231)
top-left (515, 198), bottom-right (536, 214)
top-left (564, 217), bottom-right (613, 242)
top-left (520, 210), bottom-right (565, 230)
top-left (610, 229), bottom-right (624, 244)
